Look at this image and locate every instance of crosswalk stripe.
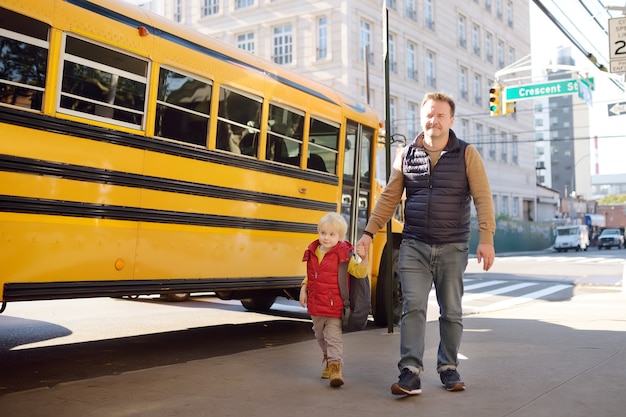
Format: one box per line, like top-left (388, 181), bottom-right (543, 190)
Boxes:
top-left (472, 284), bottom-right (571, 312)
top-left (462, 282), bottom-right (537, 302)
top-left (464, 280), bottom-right (506, 291)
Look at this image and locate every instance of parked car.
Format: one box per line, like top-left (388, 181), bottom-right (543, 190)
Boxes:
top-left (597, 228), bottom-right (625, 250)
top-left (554, 225), bottom-right (590, 252)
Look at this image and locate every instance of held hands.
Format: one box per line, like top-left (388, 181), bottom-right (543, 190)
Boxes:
top-left (476, 243), bottom-right (495, 271)
top-left (356, 240), bottom-right (368, 262)
top-left (356, 234), bottom-right (372, 260)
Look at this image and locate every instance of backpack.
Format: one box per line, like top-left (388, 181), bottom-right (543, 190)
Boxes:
top-left (338, 254), bottom-right (371, 332)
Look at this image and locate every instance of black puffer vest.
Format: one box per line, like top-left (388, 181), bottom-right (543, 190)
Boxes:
top-left (402, 130), bottom-right (471, 244)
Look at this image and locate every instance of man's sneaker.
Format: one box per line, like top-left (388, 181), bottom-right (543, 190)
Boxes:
top-left (439, 368), bottom-right (465, 391)
top-left (391, 368), bottom-right (422, 395)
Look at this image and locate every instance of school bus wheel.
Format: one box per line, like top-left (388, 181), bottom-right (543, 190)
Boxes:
top-left (241, 296), bottom-right (277, 312)
top-left (373, 245), bottom-right (402, 326)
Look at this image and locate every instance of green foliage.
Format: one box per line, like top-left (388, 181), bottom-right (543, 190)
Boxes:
top-left (597, 194), bottom-right (626, 204)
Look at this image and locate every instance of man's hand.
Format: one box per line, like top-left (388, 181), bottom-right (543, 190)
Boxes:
top-left (476, 243), bottom-right (495, 271)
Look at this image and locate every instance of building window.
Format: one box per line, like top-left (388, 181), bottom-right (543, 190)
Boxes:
top-left (508, 47), bottom-right (515, 66)
top-left (511, 135), bottom-right (518, 164)
top-left (237, 32), bottom-right (255, 54)
top-left (489, 133), bottom-right (496, 160)
top-left (460, 118), bottom-right (469, 141)
top-left (173, 0), bottom-right (183, 22)
top-left (459, 67), bottom-right (468, 100)
top-left (496, 0), bottom-right (503, 19)
top-left (425, 0), bottom-right (434, 30)
top-left (360, 20), bottom-right (373, 64)
top-left (389, 97), bottom-right (397, 135)
top-left (386, 0), bottom-right (396, 10)
top-left (472, 24), bottom-right (480, 56)
top-left (507, 1), bottom-right (513, 27)
top-left (406, 0), bottom-right (417, 20)
top-left (500, 131), bottom-right (508, 162)
top-left (512, 196), bottom-right (519, 217)
top-left (485, 32), bottom-right (493, 62)
top-left (425, 50), bottom-right (435, 88)
top-left (272, 24), bottom-right (293, 65)
top-left (458, 15), bottom-right (466, 48)
top-left (502, 195), bottom-right (509, 216)
top-left (406, 41), bottom-right (417, 80)
top-left (235, 0), bottom-right (254, 9)
top-left (388, 33), bottom-right (397, 72)
top-left (201, 0), bottom-right (218, 16)
top-left (473, 73), bottom-right (482, 106)
top-left (475, 123), bottom-right (483, 155)
top-left (317, 16), bottom-right (328, 60)
top-left (497, 40), bottom-right (504, 68)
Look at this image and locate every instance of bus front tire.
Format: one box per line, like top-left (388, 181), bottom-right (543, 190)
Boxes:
top-left (373, 246), bottom-right (402, 327)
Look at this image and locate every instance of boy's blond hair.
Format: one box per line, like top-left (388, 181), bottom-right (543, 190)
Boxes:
top-left (318, 212), bottom-right (347, 239)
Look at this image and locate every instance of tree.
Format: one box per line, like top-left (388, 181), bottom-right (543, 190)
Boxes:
top-left (598, 194), bottom-right (626, 204)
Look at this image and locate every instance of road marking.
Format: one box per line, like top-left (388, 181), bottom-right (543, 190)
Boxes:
top-left (462, 282), bottom-right (538, 302)
top-left (464, 280), bottom-right (506, 291)
top-left (472, 284), bottom-right (571, 313)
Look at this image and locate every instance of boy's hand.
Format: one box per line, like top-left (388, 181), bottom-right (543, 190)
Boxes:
top-left (356, 242), bottom-right (367, 261)
top-left (299, 285), bottom-right (307, 307)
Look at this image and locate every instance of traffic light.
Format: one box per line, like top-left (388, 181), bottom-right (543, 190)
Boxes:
top-left (489, 84), bottom-right (502, 116)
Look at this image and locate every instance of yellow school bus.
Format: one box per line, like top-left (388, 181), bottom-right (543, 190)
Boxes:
top-left (0, 0), bottom-right (403, 324)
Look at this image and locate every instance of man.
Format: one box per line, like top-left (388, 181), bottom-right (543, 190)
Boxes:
top-left (356, 92), bottom-right (495, 395)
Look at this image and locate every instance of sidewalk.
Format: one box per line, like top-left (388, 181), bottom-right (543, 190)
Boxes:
top-left (1, 287), bottom-right (624, 417)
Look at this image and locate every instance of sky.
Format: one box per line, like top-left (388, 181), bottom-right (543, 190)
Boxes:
top-left (529, 1), bottom-right (626, 176)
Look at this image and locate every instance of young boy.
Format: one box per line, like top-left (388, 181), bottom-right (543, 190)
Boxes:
top-left (299, 212), bottom-right (368, 388)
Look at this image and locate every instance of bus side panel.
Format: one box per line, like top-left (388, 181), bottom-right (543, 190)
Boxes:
top-left (0, 214), bottom-right (138, 287)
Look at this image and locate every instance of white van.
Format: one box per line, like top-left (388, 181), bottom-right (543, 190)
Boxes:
top-left (554, 225), bottom-right (590, 252)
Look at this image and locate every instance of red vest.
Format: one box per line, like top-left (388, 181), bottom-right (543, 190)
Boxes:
top-left (302, 240), bottom-right (353, 318)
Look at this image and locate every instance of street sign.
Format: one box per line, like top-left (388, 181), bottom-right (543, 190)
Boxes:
top-left (609, 17), bottom-right (626, 73)
top-left (607, 102), bottom-right (626, 116)
top-left (505, 78), bottom-right (594, 101)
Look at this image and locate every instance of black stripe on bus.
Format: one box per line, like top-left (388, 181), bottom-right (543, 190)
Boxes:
top-left (0, 107), bottom-right (339, 187)
top-left (1, 155), bottom-right (336, 213)
top-left (0, 195), bottom-right (319, 234)
top-left (64, 0), bottom-right (339, 107)
top-left (3, 276), bottom-right (304, 301)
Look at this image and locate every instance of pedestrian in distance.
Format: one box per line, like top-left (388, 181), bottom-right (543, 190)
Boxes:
top-left (300, 212), bottom-right (368, 388)
top-left (356, 91), bottom-right (496, 395)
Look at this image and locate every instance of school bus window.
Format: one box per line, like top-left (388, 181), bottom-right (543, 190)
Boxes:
top-left (308, 117), bottom-right (339, 175)
top-left (359, 127), bottom-right (374, 181)
top-left (267, 103), bottom-right (304, 167)
top-left (216, 87), bottom-right (262, 156)
top-left (59, 35), bottom-right (147, 129)
top-left (155, 68), bottom-right (212, 146)
top-left (0, 8), bottom-right (49, 111)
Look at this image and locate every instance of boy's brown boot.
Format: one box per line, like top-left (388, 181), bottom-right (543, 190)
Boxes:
top-left (328, 361), bottom-right (344, 387)
top-left (321, 355), bottom-right (330, 379)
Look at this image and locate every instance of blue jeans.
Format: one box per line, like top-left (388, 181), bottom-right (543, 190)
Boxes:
top-left (397, 238), bottom-right (468, 373)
